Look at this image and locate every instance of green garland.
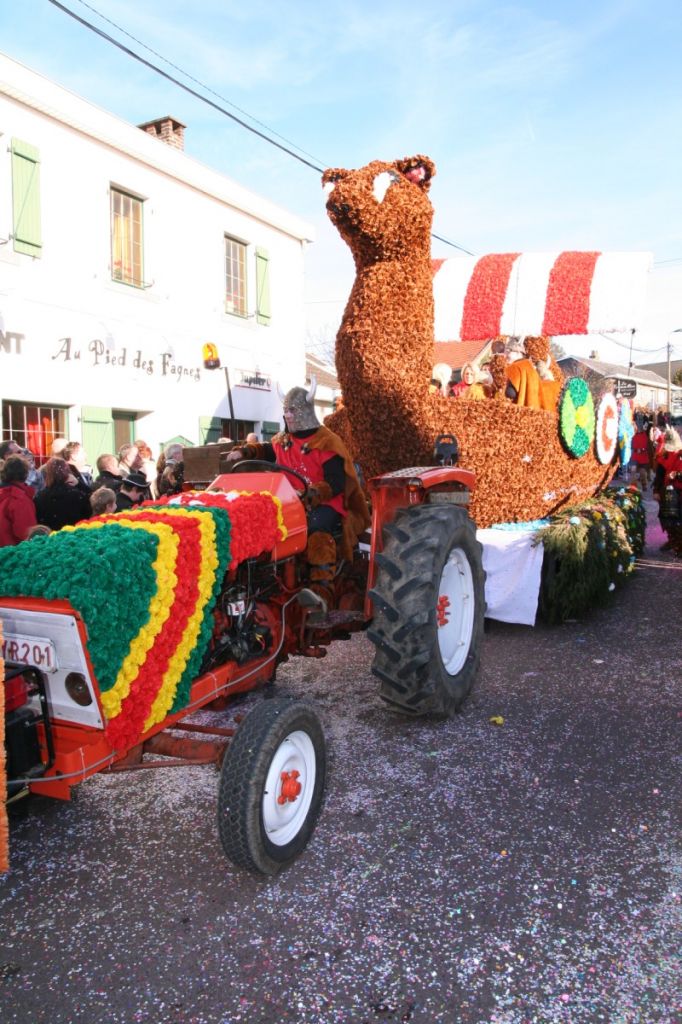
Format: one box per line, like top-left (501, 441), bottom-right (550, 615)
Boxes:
top-left (0, 526), bottom-right (158, 691)
top-left (536, 486), bottom-right (645, 624)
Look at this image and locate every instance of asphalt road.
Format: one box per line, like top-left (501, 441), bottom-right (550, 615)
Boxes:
top-left (1, 500), bottom-right (680, 1024)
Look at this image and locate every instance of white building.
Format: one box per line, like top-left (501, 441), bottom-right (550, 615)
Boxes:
top-left (0, 53), bottom-right (314, 463)
top-left (305, 352), bottom-right (340, 423)
top-left (557, 355), bottom-right (682, 415)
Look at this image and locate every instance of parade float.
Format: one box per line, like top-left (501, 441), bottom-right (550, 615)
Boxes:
top-left (0, 153), bottom-right (649, 875)
top-left (322, 154), bottom-right (648, 624)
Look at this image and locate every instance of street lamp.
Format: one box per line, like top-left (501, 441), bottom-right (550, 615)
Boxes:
top-left (202, 343), bottom-right (236, 437)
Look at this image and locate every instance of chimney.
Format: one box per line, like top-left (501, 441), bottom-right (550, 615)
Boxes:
top-left (138, 116), bottom-right (185, 151)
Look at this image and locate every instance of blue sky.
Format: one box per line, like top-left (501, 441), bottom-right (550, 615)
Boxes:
top-left (2, 0), bottom-right (681, 366)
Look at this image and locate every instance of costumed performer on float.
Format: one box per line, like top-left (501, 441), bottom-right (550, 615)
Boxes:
top-left (225, 378), bottom-right (370, 606)
top-left (449, 362), bottom-right (487, 399)
top-left (505, 335), bottom-right (560, 411)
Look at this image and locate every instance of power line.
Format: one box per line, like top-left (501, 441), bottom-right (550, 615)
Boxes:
top-left (46, 0), bottom-right (477, 255)
top-left (597, 332), bottom-right (682, 357)
top-left (71, 0), bottom-right (326, 168)
top-left (47, 0), bottom-right (325, 172)
top-left (432, 233), bottom-right (475, 256)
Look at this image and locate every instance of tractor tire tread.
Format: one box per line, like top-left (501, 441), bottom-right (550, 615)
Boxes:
top-left (368, 504), bottom-right (485, 716)
top-left (217, 698), bottom-right (325, 875)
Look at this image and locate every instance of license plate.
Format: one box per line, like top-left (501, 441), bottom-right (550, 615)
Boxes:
top-left (1, 632), bottom-right (58, 673)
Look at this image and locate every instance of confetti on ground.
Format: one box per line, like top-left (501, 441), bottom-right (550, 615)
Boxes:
top-left (0, 495), bottom-right (679, 1024)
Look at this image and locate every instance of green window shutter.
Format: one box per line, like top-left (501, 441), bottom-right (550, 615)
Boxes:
top-left (199, 416), bottom-right (222, 444)
top-left (81, 406), bottom-right (114, 465)
top-left (261, 420), bottom-right (280, 440)
top-left (255, 247), bottom-right (271, 326)
top-left (11, 139), bottom-right (42, 257)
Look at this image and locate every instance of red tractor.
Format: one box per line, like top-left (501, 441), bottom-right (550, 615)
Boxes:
top-left (1, 453), bottom-right (484, 874)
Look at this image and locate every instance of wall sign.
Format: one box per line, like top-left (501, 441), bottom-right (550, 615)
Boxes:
top-left (50, 338), bottom-right (202, 383)
top-left (0, 330), bottom-right (24, 355)
top-left (2, 317), bottom-right (202, 384)
top-left (612, 378), bottom-right (637, 398)
top-left (236, 369), bottom-right (271, 390)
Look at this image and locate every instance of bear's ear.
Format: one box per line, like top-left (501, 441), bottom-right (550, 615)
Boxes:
top-left (322, 167), bottom-right (349, 187)
top-left (395, 155), bottom-right (436, 191)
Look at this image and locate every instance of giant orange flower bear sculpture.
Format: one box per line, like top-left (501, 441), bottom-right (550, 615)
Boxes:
top-left (323, 156), bottom-right (613, 526)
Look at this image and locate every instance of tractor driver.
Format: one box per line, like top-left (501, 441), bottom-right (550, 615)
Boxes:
top-left (225, 378), bottom-right (370, 607)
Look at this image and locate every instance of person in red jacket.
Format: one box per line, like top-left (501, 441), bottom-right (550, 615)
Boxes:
top-left (225, 377), bottom-right (370, 609)
top-left (631, 426), bottom-right (652, 490)
top-left (653, 428), bottom-right (682, 553)
top-left (0, 455), bottom-right (38, 546)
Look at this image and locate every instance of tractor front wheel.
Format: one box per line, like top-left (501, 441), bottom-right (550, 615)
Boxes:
top-left (368, 504), bottom-right (485, 716)
top-left (217, 699), bottom-right (326, 875)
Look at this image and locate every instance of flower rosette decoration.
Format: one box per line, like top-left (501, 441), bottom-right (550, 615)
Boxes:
top-left (558, 377), bottom-right (595, 458)
top-left (617, 399), bottom-right (635, 466)
top-left (139, 493), bottom-right (285, 714)
top-left (594, 392), bottom-right (619, 464)
top-left (0, 489), bottom-right (289, 752)
top-left (0, 526), bottom-right (158, 693)
top-left (88, 509), bottom-right (217, 749)
top-left (153, 489), bottom-right (287, 569)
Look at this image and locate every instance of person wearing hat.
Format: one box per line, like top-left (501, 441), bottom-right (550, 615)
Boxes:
top-left (115, 471), bottom-right (151, 512)
top-left (652, 427), bottom-right (682, 553)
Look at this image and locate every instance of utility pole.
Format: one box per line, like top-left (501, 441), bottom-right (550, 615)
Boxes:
top-left (669, 329), bottom-right (682, 417)
top-left (224, 366), bottom-right (236, 437)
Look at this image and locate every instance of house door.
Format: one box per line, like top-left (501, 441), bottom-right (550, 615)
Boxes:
top-left (114, 411), bottom-right (136, 452)
top-left (82, 407), bottom-right (137, 464)
top-left (81, 406), bottom-right (115, 465)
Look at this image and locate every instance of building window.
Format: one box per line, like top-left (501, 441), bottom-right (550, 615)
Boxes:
top-left (111, 188), bottom-right (144, 286)
top-left (225, 237), bottom-right (247, 316)
top-left (11, 139), bottom-right (42, 258)
top-left (2, 401), bottom-right (67, 464)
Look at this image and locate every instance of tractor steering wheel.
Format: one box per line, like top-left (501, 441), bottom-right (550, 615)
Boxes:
top-left (224, 459), bottom-right (310, 500)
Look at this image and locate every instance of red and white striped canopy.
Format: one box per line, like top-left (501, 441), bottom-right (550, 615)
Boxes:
top-left (432, 251), bottom-right (652, 341)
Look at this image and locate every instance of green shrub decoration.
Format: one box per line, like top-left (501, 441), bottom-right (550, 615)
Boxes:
top-left (536, 485), bottom-right (645, 623)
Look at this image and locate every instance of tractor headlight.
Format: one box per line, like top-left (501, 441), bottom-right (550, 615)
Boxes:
top-left (65, 672), bottom-right (93, 707)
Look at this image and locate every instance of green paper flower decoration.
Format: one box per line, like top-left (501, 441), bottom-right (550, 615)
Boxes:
top-left (559, 377), bottom-right (596, 458)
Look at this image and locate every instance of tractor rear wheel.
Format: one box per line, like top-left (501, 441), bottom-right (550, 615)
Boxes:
top-left (368, 504), bottom-right (485, 716)
top-left (217, 698), bottom-right (326, 875)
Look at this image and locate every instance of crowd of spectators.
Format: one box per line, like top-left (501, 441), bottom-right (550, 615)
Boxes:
top-left (0, 437), bottom-right (187, 548)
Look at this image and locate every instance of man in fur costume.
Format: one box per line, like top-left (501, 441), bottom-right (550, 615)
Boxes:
top-left (225, 378), bottom-right (370, 603)
top-left (504, 335), bottom-right (560, 411)
top-left (504, 336), bottom-right (542, 408)
top-left (525, 335), bottom-right (561, 412)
